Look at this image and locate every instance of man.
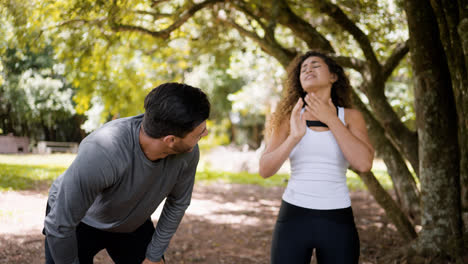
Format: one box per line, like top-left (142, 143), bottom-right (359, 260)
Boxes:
top-left (43, 83), bottom-right (210, 264)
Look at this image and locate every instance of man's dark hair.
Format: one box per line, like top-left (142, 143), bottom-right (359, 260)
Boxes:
top-left (142, 83), bottom-right (210, 138)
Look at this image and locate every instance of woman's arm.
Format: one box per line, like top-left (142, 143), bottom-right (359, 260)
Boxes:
top-left (259, 99), bottom-right (306, 178)
top-left (328, 109), bottom-right (374, 172)
top-left (305, 93), bottom-right (374, 172)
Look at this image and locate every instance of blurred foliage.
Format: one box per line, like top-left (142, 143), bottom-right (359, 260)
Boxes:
top-left (347, 169), bottom-right (393, 191)
top-left (186, 54), bottom-right (244, 122)
top-left (289, 0), bottom-right (408, 59)
top-left (198, 119), bottom-right (231, 151)
top-left (0, 45), bottom-right (84, 141)
top-left (385, 59), bottom-right (416, 130)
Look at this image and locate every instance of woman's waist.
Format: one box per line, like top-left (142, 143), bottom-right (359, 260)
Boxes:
top-left (289, 168), bottom-right (347, 181)
top-left (290, 160), bottom-right (348, 172)
top-left (283, 179), bottom-right (351, 210)
top-left (285, 178), bottom-right (349, 196)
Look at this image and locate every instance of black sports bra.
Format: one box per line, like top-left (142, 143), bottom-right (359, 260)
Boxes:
top-left (305, 106), bottom-right (339, 128)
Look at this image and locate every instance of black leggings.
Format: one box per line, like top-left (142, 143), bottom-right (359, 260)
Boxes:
top-left (271, 200), bottom-right (360, 264)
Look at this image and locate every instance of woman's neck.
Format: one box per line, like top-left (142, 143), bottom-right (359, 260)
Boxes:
top-left (307, 88), bottom-right (331, 103)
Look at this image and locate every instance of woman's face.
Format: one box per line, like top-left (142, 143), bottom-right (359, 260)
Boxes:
top-left (299, 56), bottom-right (336, 93)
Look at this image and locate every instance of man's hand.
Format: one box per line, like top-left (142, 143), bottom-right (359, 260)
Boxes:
top-left (142, 258), bottom-right (165, 264)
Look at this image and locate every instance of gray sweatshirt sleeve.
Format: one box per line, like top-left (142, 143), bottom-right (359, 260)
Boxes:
top-left (145, 147), bottom-right (199, 261)
top-left (44, 143), bottom-right (116, 264)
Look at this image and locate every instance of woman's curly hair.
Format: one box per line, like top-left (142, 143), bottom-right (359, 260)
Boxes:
top-left (265, 51), bottom-right (353, 139)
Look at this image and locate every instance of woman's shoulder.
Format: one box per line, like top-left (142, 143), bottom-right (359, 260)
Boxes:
top-left (343, 108), bottom-right (365, 124)
top-left (343, 107), bottom-right (361, 115)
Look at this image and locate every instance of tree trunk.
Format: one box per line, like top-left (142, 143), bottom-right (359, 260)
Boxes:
top-left (352, 92), bottom-right (420, 222)
top-left (355, 171), bottom-right (417, 241)
top-left (431, 0), bottom-right (468, 234)
top-left (404, 0), bottom-right (463, 259)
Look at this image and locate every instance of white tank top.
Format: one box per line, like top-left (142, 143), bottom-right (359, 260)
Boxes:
top-left (282, 107), bottom-right (351, 209)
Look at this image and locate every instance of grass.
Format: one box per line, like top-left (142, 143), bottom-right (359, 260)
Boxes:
top-left (197, 168), bottom-right (393, 190)
top-left (0, 154), bottom-right (76, 167)
top-left (0, 163), bottom-right (66, 191)
top-left (0, 154), bottom-right (393, 192)
top-left (0, 154), bottom-right (73, 191)
top-left (346, 169), bottom-right (393, 191)
top-left (196, 170), bottom-right (290, 187)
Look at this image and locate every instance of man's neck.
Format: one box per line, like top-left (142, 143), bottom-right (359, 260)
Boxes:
top-left (139, 126), bottom-right (171, 161)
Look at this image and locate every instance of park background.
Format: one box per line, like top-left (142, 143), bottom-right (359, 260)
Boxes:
top-left (0, 0), bottom-right (467, 263)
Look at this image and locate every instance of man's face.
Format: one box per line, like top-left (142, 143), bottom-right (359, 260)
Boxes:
top-left (170, 121), bottom-right (208, 154)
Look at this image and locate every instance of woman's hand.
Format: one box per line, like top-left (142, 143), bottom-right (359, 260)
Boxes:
top-left (304, 93), bottom-right (337, 125)
top-left (258, 98), bottom-right (308, 178)
top-left (289, 98), bottom-right (306, 141)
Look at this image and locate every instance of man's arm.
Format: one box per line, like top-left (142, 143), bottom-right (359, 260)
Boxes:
top-left (44, 143), bottom-right (116, 263)
top-left (144, 146), bottom-right (199, 262)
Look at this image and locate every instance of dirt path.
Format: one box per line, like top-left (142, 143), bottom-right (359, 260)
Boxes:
top-left (0, 183), bottom-right (402, 264)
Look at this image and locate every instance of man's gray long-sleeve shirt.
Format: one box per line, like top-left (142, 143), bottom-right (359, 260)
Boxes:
top-left (44, 115), bottom-right (198, 263)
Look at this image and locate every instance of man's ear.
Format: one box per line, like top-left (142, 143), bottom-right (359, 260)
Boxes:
top-left (162, 135), bottom-right (177, 146)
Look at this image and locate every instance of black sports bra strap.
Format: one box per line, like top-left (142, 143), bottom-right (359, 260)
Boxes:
top-left (306, 106), bottom-right (339, 128)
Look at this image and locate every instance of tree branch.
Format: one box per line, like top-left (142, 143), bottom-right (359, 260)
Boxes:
top-left (220, 18), bottom-right (296, 68)
top-left (113, 0), bottom-right (224, 39)
top-left (131, 10), bottom-right (172, 18)
top-left (382, 40), bottom-right (410, 81)
top-left (266, 0), bottom-right (281, 40)
top-left (328, 54), bottom-right (367, 73)
top-left (232, 0), bottom-right (334, 52)
top-left (111, 24), bottom-right (171, 38)
top-left (231, 1), bottom-right (269, 32)
top-left (151, 0), bottom-right (171, 8)
top-left (223, 19), bottom-right (264, 46)
top-left (274, 0), bottom-right (335, 52)
top-left (355, 171), bottom-right (417, 241)
top-left (41, 18), bottom-right (107, 31)
top-left (315, 0), bottom-right (381, 73)
top-left (231, 1), bottom-right (280, 53)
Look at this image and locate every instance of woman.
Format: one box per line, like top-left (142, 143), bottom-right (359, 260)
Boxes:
top-left (259, 51), bottom-right (374, 263)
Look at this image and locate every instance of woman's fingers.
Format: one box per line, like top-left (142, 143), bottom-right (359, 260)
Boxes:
top-left (290, 98), bottom-right (302, 126)
top-left (305, 94), bottom-right (320, 113)
top-left (292, 98), bottom-right (303, 114)
top-left (291, 98), bottom-right (303, 121)
top-left (305, 105), bottom-right (316, 116)
top-left (306, 93), bottom-right (321, 107)
top-left (289, 98), bottom-right (306, 139)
